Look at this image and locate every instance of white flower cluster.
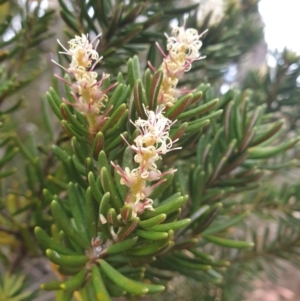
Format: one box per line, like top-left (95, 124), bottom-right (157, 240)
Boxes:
top-left (166, 27), bottom-right (203, 67)
top-left (112, 106), bottom-right (179, 216)
top-left (53, 34), bottom-right (113, 117)
top-left (65, 34), bottom-right (102, 73)
top-left (158, 26), bottom-right (206, 106)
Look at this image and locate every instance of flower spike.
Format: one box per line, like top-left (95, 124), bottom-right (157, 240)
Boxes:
top-left (52, 33), bottom-right (116, 134)
top-left (112, 106), bottom-right (181, 217)
top-left (157, 26), bottom-right (206, 106)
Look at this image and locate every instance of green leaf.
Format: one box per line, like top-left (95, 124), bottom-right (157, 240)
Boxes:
top-left (202, 234), bottom-right (254, 249)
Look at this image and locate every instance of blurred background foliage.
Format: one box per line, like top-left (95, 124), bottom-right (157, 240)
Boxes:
top-left (1, 0), bottom-right (300, 300)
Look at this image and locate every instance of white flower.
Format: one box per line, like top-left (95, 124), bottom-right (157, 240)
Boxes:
top-left (166, 27), bottom-right (203, 62)
top-left (133, 106), bottom-right (175, 154)
top-left (68, 34), bottom-right (99, 59)
top-left (57, 33), bottom-right (102, 72)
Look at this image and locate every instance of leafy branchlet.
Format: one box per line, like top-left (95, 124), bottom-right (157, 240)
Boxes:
top-left (1, 1), bottom-right (300, 300)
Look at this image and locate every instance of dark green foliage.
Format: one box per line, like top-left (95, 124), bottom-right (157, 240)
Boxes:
top-left (0, 0), bottom-right (54, 102)
top-left (243, 49), bottom-right (300, 130)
